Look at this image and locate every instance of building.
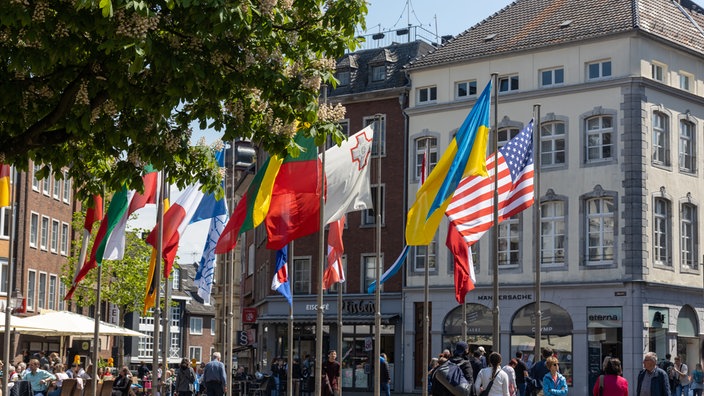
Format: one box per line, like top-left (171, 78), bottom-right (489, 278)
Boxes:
top-left (403, 0), bottom-right (704, 393)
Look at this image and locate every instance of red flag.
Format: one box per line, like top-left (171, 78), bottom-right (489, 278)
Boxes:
top-left (83, 195), bottom-right (104, 232)
top-left (323, 215), bottom-right (346, 289)
top-left (446, 222), bottom-right (475, 304)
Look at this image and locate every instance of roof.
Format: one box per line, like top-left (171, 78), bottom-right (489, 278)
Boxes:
top-left (180, 263), bottom-right (216, 316)
top-left (408, 0), bottom-right (704, 70)
top-left (331, 40), bottom-right (434, 95)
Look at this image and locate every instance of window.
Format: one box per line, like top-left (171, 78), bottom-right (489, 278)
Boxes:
top-left (30, 213), bottom-right (38, 248)
top-left (338, 119), bottom-right (350, 136)
top-left (680, 73), bottom-right (692, 92)
top-left (58, 282), bottom-right (66, 311)
top-left (40, 216), bottom-right (49, 251)
top-left (587, 60), bottom-right (611, 80)
top-left (681, 203), bottom-right (697, 269)
top-left (679, 120), bottom-right (695, 173)
top-left (498, 74), bottom-right (519, 92)
top-left (0, 260), bottom-right (7, 294)
top-left (417, 86), bottom-right (437, 104)
top-left (32, 164), bottom-right (41, 191)
top-left (42, 174), bottom-right (50, 196)
top-left (52, 176), bottom-right (60, 199)
top-left (653, 198), bottom-right (671, 266)
top-left (336, 71), bottom-right (350, 86)
top-left (51, 219), bottom-right (59, 253)
top-left (498, 127), bottom-right (520, 149)
top-left (364, 115), bottom-right (386, 156)
top-left (413, 239), bottom-right (437, 271)
top-left (371, 65), bottom-right (385, 82)
top-left (455, 80), bottom-right (477, 99)
top-left (329, 256), bottom-right (347, 293)
top-left (541, 201), bottom-right (566, 266)
top-left (189, 346), bottom-right (202, 363)
top-left (61, 223), bottom-right (69, 256)
top-left (652, 112), bottom-right (670, 166)
top-left (38, 272), bottom-right (46, 309)
top-left (586, 197), bottom-right (615, 265)
top-left (211, 318), bottom-right (216, 335)
top-left (362, 255), bottom-right (383, 292)
top-left (0, 207), bottom-right (9, 239)
top-left (172, 268), bottom-right (180, 290)
top-left (362, 185), bottom-right (385, 226)
top-left (540, 122), bottom-right (566, 166)
top-left (63, 173), bottom-right (71, 203)
top-left (415, 137), bottom-right (438, 180)
top-left (498, 218), bottom-right (520, 267)
top-left (586, 116), bottom-right (613, 162)
top-left (27, 270), bottom-right (36, 311)
top-left (171, 306), bottom-right (180, 327)
top-left (190, 317), bottom-right (203, 334)
top-left (293, 257), bottom-right (311, 294)
top-left (49, 275), bottom-right (56, 310)
top-left (138, 330), bottom-right (154, 358)
top-left (651, 62), bottom-right (665, 82)
top-left (247, 244), bottom-right (254, 276)
top-left (540, 67), bottom-right (564, 87)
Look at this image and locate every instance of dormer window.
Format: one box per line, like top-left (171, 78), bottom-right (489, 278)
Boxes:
top-left (336, 71), bottom-right (350, 86)
top-left (371, 65), bottom-right (386, 82)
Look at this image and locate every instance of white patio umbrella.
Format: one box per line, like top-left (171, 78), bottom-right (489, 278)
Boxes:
top-left (0, 311), bottom-right (58, 333)
top-left (17, 310), bottom-right (144, 337)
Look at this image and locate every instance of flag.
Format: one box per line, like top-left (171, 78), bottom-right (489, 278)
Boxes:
top-left (323, 215), bottom-right (346, 290)
top-left (271, 246), bottom-right (292, 306)
top-left (366, 245), bottom-right (410, 294)
top-left (103, 168), bottom-right (158, 260)
top-left (214, 154), bottom-right (284, 254)
top-left (446, 120), bottom-right (535, 247)
top-left (144, 198), bottom-right (169, 314)
top-left (405, 81), bottom-right (491, 246)
top-left (195, 149), bottom-right (229, 304)
top-left (446, 222), bottom-right (476, 303)
top-left (74, 194), bottom-right (104, 286)
top-left (0, 163), bottom-right (10, 207)
top-left (323, 126), bottom-right (374, 224)
top-left (265, 134), bottom-right (321, 250)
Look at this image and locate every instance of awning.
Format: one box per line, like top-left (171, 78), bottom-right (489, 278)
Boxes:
top-left (17, 310), bottom-right (145, 337)
top-left (256, 314), bottom-right (400, 325)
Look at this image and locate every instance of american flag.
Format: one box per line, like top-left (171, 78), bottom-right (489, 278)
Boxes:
top-left (446, 120), bottom-right (535, 246)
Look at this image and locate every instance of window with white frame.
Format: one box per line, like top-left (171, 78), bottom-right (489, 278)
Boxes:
top-left (680, 73), bottom-right (692, 91)
top-left (52, 176), bottom-right (60, 199)
top-left (63, 173), bottom-right (71, 204)
top-left (211, 318), bottom-right (216, 335)
top-left (42, 174), bottom-right (50, 196)
top-left (30, 213), bottom-right (39, 248)
top-left (586, 116), bottom-right (613, 162)
top-left (362, 254), bottom-right (382, 292)
top-left (51, 219), bottom-right (59, 253)
top-left (38, 272), bottom-right (46, 309)
top-left (248, 243), bottom-right (255, 276)
top-left (415, 137), bottom-right (438, 180)
top-left (362, 185), bottom-right (385, 226)
top-left (329, 255), bottom-right (347, 293)
top-left (416, 86), bottom-right (437, 104)
top-left (32, 164), bottom-right (41, 191)
top-left (651, 62), bottom-right (665, 82)
top-left (27, 270), bottom-right (36, 311)
top-left (498, 218), bottom-right (520, 267)
top-left (498, 74), bottom-right (519, 92)
top-left (189, 346), bottom-right (202, 362)
top-left (653, 197), bottom-right (671, 266)
top-left (138, 330), bottom-right (154, 358)
top-left (498, 127), bottom-right (520, 149)
top-left (61, 222), bottom-right (69, 256)
top-left (190, 317), bottom-right (203, 334)
top-left (58, 282), bottom-right (66, 311)
top-left (293, 257), bottom-right (311, 294)
top-left (171, 305), bottom-right (180, 327)
top-left (540, 67), bottom-right (564, 87)
top-left (48, 275), bottom-right (56, 310)
top-left (172, 268), bottom-right (180, 290)
top-left (455, 80), bottom-right (477, 99)
top-left (0, 207), bottom-right (9, 239)
top-left (371, 65), bottom-right (385, 82)
top-left (336, 71), bottom-right (350, 86)
top-left (541, 201), bottom-right (566, 266)
top-left (587, 60), bottom-right (612, 80)
top-left (40, 216), bottom-right (49, 251)
top-left (413, 238), bottom-right (437, 272)
top-left (364, 115), bottom-right (386, 156)
top-left (679, 120), bottom-right (695, 173)
top-left (540, 122), bottom-right (566, 167)
top-left (0, 260), bottom-right (7, 294)
top-left (652, 112), bottom-right (670, 166)
top-left (681, 203), bottom-right (697, 269)
top-left (586, 197), bottom-right (615, 265)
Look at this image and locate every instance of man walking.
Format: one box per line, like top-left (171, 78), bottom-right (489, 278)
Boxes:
top-left (202, 352), bottom-right (227, 396)
top-left (514, 352), bottom-right (529, 396)
top-left (672, 356), bottom-right (690, 396)
top-left (380, 353), bottom-right (391, 396)
top-left (638, 352), bottom-right (670, 396)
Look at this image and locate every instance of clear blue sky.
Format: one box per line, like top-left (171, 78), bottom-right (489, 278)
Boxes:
top-left (362, 0), bottom-right (515, 38)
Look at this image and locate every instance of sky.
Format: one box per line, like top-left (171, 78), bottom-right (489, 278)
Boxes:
top-left (129, 0), bottom-right (518, 264)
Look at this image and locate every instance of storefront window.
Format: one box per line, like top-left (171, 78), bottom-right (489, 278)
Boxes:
top-left (340, 324), bottom-right (395, 392)
top-left (441, 303), bottom-right (493, 353)
top-left (510, 302), bottom-right (573, 386)
top-left (676, 305), bottom-right (699, 370)
top-left (647, 306), bottom-right (669, 360)
top-left (586, 307), bottom-right (622, 392)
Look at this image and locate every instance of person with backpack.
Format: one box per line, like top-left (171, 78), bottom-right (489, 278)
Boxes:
top-left (431, 352), bottom-right (471, 396)
top-left (450, 342), bottom-right (474, 390)
top-left (528, 348), bottom-right (552, 396)
top-left (475, 352), bottom-right (510, 396)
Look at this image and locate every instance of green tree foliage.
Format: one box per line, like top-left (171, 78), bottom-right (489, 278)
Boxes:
top-left (0, 0), bottom-right (367, 198)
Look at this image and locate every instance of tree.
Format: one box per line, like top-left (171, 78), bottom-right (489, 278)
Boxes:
top-left (1, 0), bottom-right (366, 198)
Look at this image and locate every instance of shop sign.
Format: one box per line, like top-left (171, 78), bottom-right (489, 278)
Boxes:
top-left (477, 294), bottom-right (533, 301)
top-left (587, 307), bottom-right (622, 328)
top-left (305, 304), bottom-right (330, 311)
top-left (243, 308), bottom-right (257, 323)
top-left (342, 300), bottom-right (375, 314)
top-left (648, 306), bottom-right (668, 328)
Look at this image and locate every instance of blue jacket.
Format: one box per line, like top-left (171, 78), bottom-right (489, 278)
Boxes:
top-left (542, 372), bottom-right (568, 396)
top-left (637, 367), bottom-right (671, 396)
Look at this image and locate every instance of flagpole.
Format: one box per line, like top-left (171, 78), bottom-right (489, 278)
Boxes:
top-left (92, 236), bottom-right (103, 396)
top-left (532, 105), bottom-right (542, 360)
top-left (153, 172), bottom-right (166, 393)
top-left (373, 113), bottom-right (382, 396)
top-left (422, 147), bottom-right (430, 396)
top-left (3, 166), bottom-right (17, 396)
top-left (229, 139), bottom-right (237, 396)
top-left (314, 89), bottom-right (328, 396)
top-left (162, 254), bottom-right (171, 395)
top-left (490, 73), bottom-right (500, 352)
top-left (288, 241), bottom-right (294, 396)
top-left (336, 264), bottom-right (342, 396)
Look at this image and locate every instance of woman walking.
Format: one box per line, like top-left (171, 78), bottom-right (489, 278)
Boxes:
top-left (175, 358), bottom-right (197, 396)
top-left (475, 352), bottom-right (510, 396)
top-left (593, 357), bottom-right (627, 396)
top-left (542, 356), bottom-right (568, 396)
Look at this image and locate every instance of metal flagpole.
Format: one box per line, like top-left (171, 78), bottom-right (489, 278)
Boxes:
top-left (336, 263), bottom-right (342, 396)
top-left (162, 258), bottom-right (171, 396)
top-left (373, 113), bottom-right (382, 396)
top-left (153, 172), bottom-right (166, 393)
top-left (288, 241), bottom-right (294, 396)
top-left (490, 73), bottom-right (500, 352)
top-left (229, 140), bottom-right (237, 396)
top-left (3, 166), bottom-right (17, 396)
top-left (314, 88), bottom-right (328, 396)
top-left (533, 105), bottom-right (542, 359)
top-left (421, 146), bottom-right (430, 396)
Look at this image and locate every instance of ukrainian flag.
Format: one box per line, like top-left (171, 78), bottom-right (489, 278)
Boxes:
top-left (405, 81), bottom-right (491, 246)
top-left (0, 163), bottom-right (10, 207)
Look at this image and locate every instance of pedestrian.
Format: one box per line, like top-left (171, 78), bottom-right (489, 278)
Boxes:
top-left (475, 352), bottom-right (510, 396)
top-left (380, 353), bottom-right (391, 396)
top-left (637, 352), bottom-right (670, 396)
top-left (202, 352), bottom-right (227, 396)
top-left (541, 356), bottom-right (567, 396)
top-left (690, 363), bottom-right (704, 396)
top-left (24, 359), bottom-right (56, 396)
top-left (514, 352), bottom-right (529, 396)
top-left (672, 356), bottom-right (690, 396)
top-left (478, 347), bottom-right (487, 368)
top-left (175, 358), bottom-right (196, 396)
top-left (528, 348), bottom-right (552, 396)
top-left (504, 359), bottom-right (517, 396)
top-left (450, 342), bottom-right (474, 390)
top-left (321, 350), bottom-right (340, 396)
top-left (593, 357), bottom-right (627, 396)
top-left (659, 354), bottom-right (676, 393)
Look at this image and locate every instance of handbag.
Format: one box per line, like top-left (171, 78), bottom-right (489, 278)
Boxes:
top-left (598, 375), bottom-right (604, 396)
top-left (479, 372), bottom-right (497, 396)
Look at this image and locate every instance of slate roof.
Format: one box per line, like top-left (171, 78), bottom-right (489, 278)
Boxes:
top-left (409, 0), bottom-right (704, 70)
top-left (181, 263), bottom-right (216, 316)
top-left (331, 40), bottom-right (435, 95)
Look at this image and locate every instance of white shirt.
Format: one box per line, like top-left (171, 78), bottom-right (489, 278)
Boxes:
top-left (474, 366), bottom-right (510, 396)
top-left (502, 365), bottom-right (517, 396)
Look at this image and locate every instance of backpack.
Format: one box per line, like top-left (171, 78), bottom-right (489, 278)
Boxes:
top-left (433, 361), bottom-right (472, 396)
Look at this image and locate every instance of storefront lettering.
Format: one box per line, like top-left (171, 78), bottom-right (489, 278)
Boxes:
top-left (342, 300), bottom-right (375, 314)
top-left (588, 314), bottom-right (619, 321)
top-left (531, 326), bottom-right (553, 332)
top-left (305, 304), bottom-right (329, 311)
top-left (477, 294), bottom-right (532, 301)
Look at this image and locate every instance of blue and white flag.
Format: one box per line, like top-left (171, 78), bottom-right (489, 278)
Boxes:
top-left (272, 246), bottom-right (293, 306)
top-left (367, 245), bottom-right (410, 294)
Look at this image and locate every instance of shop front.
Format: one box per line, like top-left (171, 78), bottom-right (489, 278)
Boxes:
top-left (586, 306), bottom-right (622, 392)
top-left (441, 303), bottom-right (494, 354)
